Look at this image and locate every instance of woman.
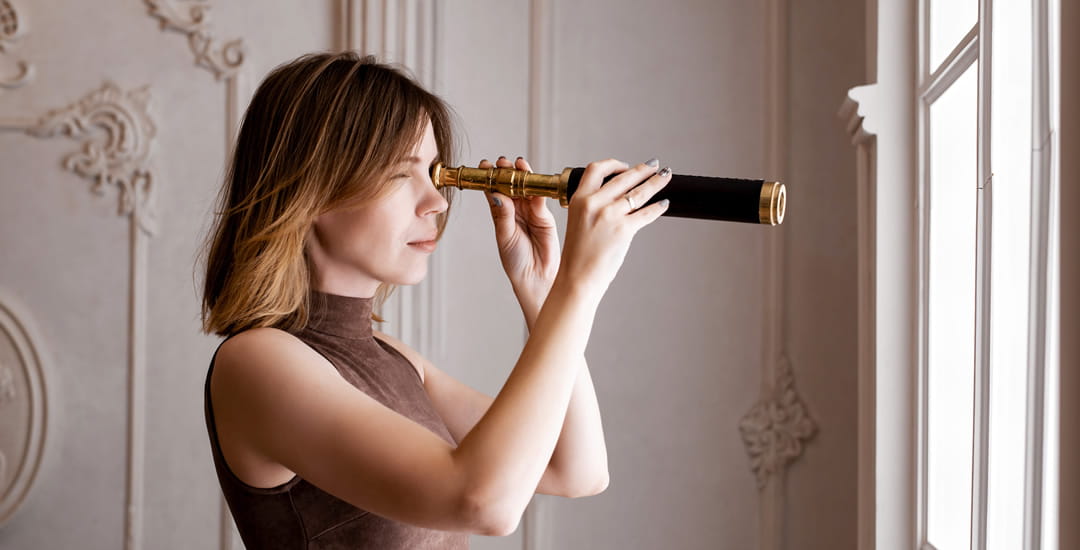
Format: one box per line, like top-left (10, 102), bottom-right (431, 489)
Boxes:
top-left (200, 51), bottom-right (671, 548)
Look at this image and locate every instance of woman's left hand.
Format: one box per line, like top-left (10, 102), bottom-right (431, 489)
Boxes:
top-left (481, 156), bottom-right (560, 326)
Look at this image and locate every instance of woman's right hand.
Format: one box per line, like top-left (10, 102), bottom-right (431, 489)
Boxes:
top-left (556, 158), bottom-right (672, 297)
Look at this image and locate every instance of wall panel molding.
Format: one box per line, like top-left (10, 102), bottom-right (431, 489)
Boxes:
top-left (522, 1), bottom-right (554, 549)
top-left (0, 290), bottom-right (50, 527)
top-left (143, 3), bottom-right (247, 548)
top-left (739, 0), bottom-right (817, 548)
top-left (1, 80), bottom-right (157, 550)
top-left (837, 0), bottom-right (920, 547)
top-left (839, 86), bottom-right (877, 550)
top-left (342, 0), bottom-right (444, 364)
top-left (144, 0), bottom-right (247, 151)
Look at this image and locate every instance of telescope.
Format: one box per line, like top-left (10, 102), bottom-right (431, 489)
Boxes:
top-left (430, 162), bottom-right (785, 225)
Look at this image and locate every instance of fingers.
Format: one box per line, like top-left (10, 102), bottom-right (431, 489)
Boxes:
top-left (590, 158), bottom-right (660, 203)
top-left (482, 156), bottom-right (539, 212)
top-left (478, 158), bottom-right (505, 213)
top-left (625, 167), bottom-right (672, 228)
top-left (513, 156), bottom-right (533, 173)
top-left (623, 165), bottom-right (671, 211)
top-left (577, 158), bottom-right (631, 197)
top-left (498, 156), bottom-right (549, 217)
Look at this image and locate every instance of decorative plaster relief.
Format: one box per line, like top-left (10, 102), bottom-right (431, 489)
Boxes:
top-left (739, 356), bottom-right (817, 489)
top-left (0, 365), bottom-right (14, 404)
top-left (0, 0), bottom-right (34, 89)
top-left (145, 0), bottom-right (245, 80)
top-left (4, 82), bottom-right (159, 235)
top-left (0, 364), bottom-right (13, 487)
top-left (0, 295), bottom-right (49, 526)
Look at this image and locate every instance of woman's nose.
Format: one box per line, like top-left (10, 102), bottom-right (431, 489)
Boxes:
top-left (420, 179), bottom-right (448, 215)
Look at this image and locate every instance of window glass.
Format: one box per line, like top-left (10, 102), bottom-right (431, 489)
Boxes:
top-left (986, 0), bottom-right (1033, 547)
top-left (930, 0), bottom-right (977, 71)
top-left (926, 62), bottom-right (978, 550)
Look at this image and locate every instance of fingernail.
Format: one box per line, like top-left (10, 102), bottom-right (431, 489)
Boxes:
top-left (498, 155), bottom-right (506, 161)
top-left (645, 158), bottom-right (659, 168)
top-left (659, 166), bottom-right (672, 177)
top-left (516, 156), bottom-right (523, 161)
top-left (491, 195), bottom-right (502, 207)
top-left (659, 199), bottom-right (670, 207)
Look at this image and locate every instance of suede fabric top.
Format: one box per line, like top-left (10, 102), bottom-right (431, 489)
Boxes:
top-left (204, 291), bottom-right (469, 549)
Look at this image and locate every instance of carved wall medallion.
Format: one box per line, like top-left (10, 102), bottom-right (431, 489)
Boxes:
top-left (145, 0), bottom-right (245, 80)
top-left (0, 294), bottom-right (49, 526)
top-left (7, 82), bottom-right (159, 234)
top-left (0, 0), bottom-right (34, 89)
top-left (739, 355), bottom-right (817, 489)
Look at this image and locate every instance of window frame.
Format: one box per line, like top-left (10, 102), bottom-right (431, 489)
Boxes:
top-left (913, 0), bottom-right (1057, 549)
top-left (840, 0), bottom-right (1061, 548)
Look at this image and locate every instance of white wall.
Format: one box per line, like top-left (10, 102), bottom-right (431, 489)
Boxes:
top-left (0, 1), bottom-right (863, 549)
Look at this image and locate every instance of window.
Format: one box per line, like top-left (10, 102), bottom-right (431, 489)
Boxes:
top-left (917, 0), bottom-right (1058, 548)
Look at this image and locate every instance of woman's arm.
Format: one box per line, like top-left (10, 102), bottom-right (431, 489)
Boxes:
top-left (380, 328), bottom-right (609, 498)
top-left (213, 159), bottom-right (667, 535)
top-left (212, 276), bottom-right (601, 536)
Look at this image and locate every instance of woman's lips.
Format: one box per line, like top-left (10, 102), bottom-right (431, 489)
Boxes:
top-left (408, 240), bottom-right (437, 253)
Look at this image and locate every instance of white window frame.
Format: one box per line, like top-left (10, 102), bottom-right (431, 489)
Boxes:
top-left (840, 0), bottom-right (1060, 548)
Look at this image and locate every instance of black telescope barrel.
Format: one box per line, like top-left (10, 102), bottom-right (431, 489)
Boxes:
top-left (565, 167), bottom-right (766, 223)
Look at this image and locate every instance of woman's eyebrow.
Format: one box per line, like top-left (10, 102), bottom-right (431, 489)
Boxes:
top-left (397, 155), bottom-right (440, 164)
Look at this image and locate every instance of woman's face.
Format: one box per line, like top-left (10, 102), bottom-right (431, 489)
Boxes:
top-left (307, 120), bottom-right (447, 297)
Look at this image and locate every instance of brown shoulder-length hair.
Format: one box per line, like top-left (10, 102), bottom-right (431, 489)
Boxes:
top-left (199, 51), bottom-right (456, 336)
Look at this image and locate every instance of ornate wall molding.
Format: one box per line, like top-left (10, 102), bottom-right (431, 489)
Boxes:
top-left (145, 0), bottom-right (244, 81)
top-left (18, 82), bottom-right (159, 234)
top-left (1, 81), bottom-right (157, 550)
top-left (0, 0), bottom-right (33, 89)
top-left (145, 0), bottom-right (247, 157)
top-left (1, 82), bottom-right (157, 232)
top-left (0, 291), bottom-right (50, 527)
top-left (739, 356), bottom-right (817, 489)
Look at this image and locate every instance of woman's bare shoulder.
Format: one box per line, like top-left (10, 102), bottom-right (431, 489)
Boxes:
top-left (219, 326), bottom-right (304, 353)
top-left (213, 327), bottom-right (335, 388)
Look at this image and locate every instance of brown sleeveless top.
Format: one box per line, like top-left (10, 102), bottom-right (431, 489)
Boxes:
top-left (204, 291), bottom-right (470, 549)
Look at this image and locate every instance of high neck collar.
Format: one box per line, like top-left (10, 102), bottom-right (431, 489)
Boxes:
top-left (305, 290), bottom-right (375, 340)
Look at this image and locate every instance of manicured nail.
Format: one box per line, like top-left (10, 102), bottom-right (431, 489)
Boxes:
top-left (491, 194), bottom-right (502, 207)
top-left (659, 198), bottom-right (670, 207)
top-left (658, 166), bottom-right (672, 177)
top-left (644, 158), bottom-right (659, 168)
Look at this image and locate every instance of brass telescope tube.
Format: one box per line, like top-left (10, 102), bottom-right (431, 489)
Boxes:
top-left (430, 162), bottom-right (785, 225)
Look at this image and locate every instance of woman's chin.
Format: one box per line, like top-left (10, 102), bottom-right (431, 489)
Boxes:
top-left (395, 266), bottom-right (429, 287)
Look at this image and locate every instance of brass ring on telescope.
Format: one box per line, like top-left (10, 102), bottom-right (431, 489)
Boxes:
top-left (759, 181), bottom-right (786, 226)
